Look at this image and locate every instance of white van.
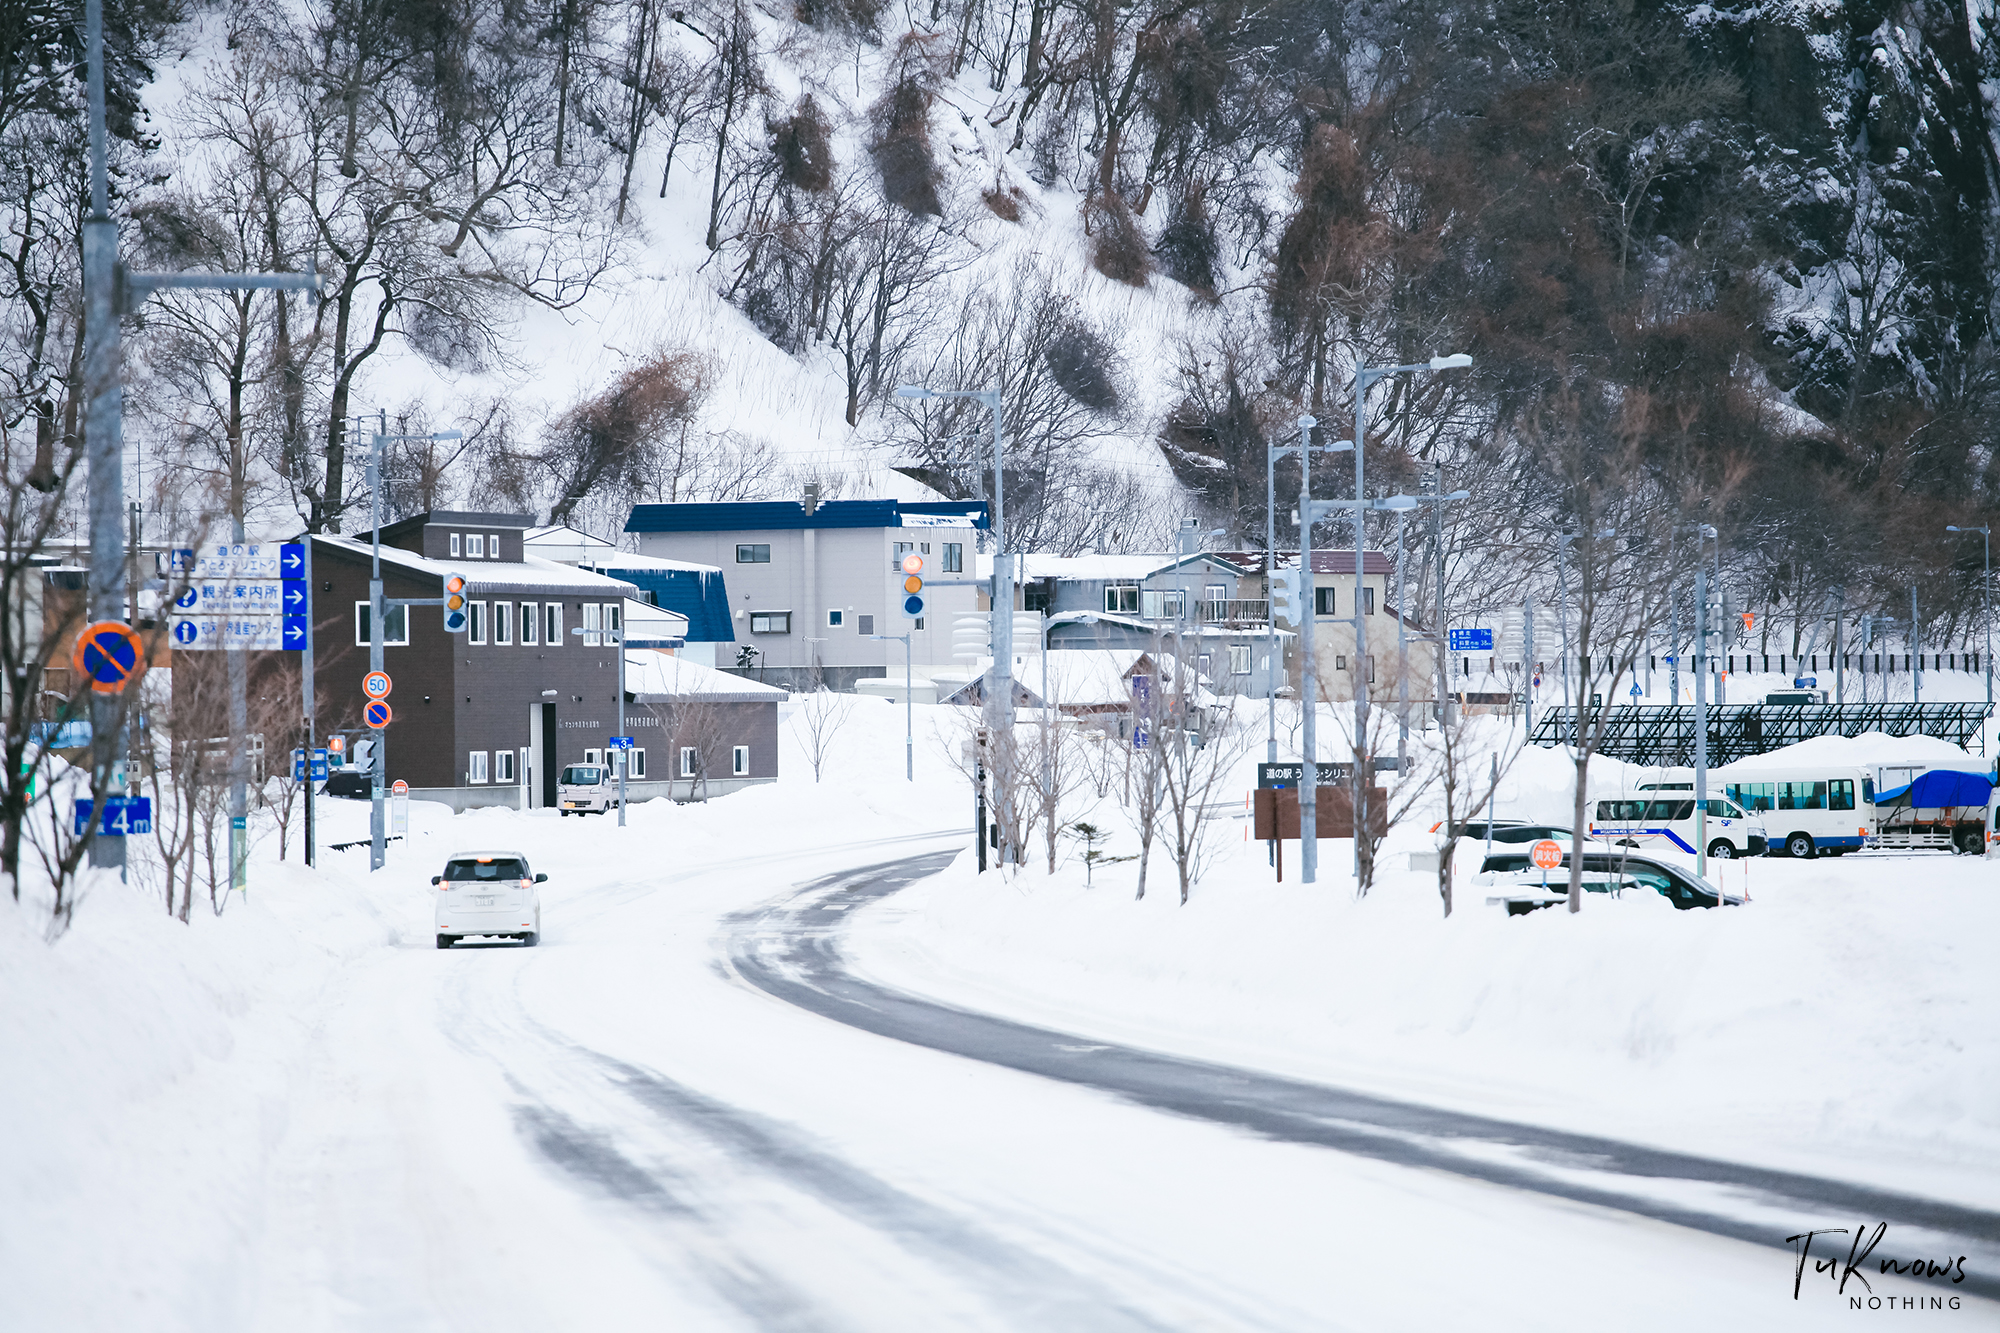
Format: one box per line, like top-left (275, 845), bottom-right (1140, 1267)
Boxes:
top-left (1717, 767), bottom-right (1870, 859)
top-left (1590, 795), bottom-right (1768, 859)
top-left (557, 763), bottom-right (619, 816)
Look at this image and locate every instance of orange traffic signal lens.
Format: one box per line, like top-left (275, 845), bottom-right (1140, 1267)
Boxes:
top-left (903, 575), bottom-right (922, 594)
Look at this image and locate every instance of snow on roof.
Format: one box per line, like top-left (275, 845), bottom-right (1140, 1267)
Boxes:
top-left (1045, 610), bottom-right (1290, 638)
top-left (623, 652), bottom-right (786, 701)
top-left (1717, 731), bottom-right (1990, 775)
top-left (947, 649), bottom-right (1218, 708)
top-left (313, 536), bottom-right (639, 594)
top-left (581, 552), bottom-right (723, 575)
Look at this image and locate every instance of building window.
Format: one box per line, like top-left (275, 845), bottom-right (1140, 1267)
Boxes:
top-left (892, 540), bottom-right (914, 571)
top-left (630, 748), bottom-right (646, 778)
top-left (469, 751), bottom-right (488, 784)
top-left (354, 602), bottom-right (409, 646)
top-left (736, 544), bottom-right (770, 563)
top-left (858, 614), bottom-right (874, 636)
top-left (732, 745), bottom-right (749, 776)
top-left (750, 611), bottom-right (791, 634)
top-left (603, 603), bottom-right (621, 642)
top-left (496, 750), bottom-right (515, 783)
top-left (584, 748), bottom-right (601, 766)
top-left (1336, 655), bottom-right (1347, 671)
top-left (468, 534), bottom-right (484, 557)
top-left (494, 602), bottom-right (512, 645)
top-left (1198, 653), bottom-right (1212, 677)
top-left (827, 608), bottom-right (844, 628)
top-left (1105, 584), bottom-right (1139, 614)
top-left (520, 602), bottom-right (538, 645)
top-left (1229, 645), bottom-right (1251, 675)
top-left (1362, 587), bottom-right (1376, 615)
top-left (1140, 589), bottom-right (1185, 620)
top-left (546, 603), bottom-right (562, 645)
top-left (680, 746), bottom-right (698, 777)
top-left (914, 617), bottom-right (925, 629)
top-left (488, 533), bottom-right (500, 559)
top-left (1315, 586), bottom-right (1337, 616)
top-left (468, 601), bottom-right (487, 644)
top-left (450, 532), bottom-right (461, 557)
top-left (583, 602), bottom-right (602, 646)
top-left (1367, 654), bottom-right (1377, 681)
top-left (942, 543), bottom-right (963, 572)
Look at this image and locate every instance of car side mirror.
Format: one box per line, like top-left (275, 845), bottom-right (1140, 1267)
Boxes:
top-left (534, 873), bottom-right (548, 883)
top-left (431, 876), bottom-right (442, 885)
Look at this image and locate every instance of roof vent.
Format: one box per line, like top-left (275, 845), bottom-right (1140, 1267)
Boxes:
top-left (803, 483), bottom-right (820, 516)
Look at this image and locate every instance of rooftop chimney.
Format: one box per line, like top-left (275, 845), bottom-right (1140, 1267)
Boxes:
top-left (803, 482), bottom-right (820, 516)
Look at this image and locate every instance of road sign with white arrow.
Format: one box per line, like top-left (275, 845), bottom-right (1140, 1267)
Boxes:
top-left (171, 542), bottom-right (309, 651)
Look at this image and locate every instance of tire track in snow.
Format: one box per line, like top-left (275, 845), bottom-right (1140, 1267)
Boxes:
top-left (729, 852), bottom-right (2000, 1303)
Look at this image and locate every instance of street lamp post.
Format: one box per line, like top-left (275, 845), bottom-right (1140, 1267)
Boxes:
top-left (1267, 421), bottom-right (1354, 783)
top-left (1693, 524), bottom-right (1717, 879)
top-left (1946, 525), bottom-right (1992, 708)
top-left (869, 631), bottom-right (915, 780)
top-left (896, 383), bottom-right (1012, 861)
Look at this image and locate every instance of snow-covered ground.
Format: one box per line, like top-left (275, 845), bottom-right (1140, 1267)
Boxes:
top-left (3, 696), bottom-right (1993, 1328)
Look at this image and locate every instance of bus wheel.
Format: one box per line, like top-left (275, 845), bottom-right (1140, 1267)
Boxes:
top-left (1708, 840), bottom-right (1735, 860)
top-left (1786, 833), bottom-right (1815, 860)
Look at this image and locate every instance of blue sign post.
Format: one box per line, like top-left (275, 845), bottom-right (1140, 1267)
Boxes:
top-left (1448, 628), bottom-right (1495, 653)
top-left (74, 797), bottom-right (153, 837)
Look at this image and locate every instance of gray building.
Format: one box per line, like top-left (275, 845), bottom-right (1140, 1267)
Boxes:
top-left (623, 495), bottom-right (990, 691)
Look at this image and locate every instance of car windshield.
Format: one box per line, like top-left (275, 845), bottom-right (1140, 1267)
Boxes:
top-left (1488, 825), bottom-right (1570, 844)
top-left (445, 858), bottom-right (527, 881)
top-left (562, 766), bottom-right (602, 784)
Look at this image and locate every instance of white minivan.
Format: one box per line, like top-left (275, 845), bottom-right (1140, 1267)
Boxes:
top-left (1590, 795), bottom-right (1768, 859)
top-left (434, 850), bottom-right (544, 948)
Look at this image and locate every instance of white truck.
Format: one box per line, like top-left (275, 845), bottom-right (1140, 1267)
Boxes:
top-left (1867, 768), bottom-right (1991, 854)
top-left (556, 763), bottom-right (620, 816)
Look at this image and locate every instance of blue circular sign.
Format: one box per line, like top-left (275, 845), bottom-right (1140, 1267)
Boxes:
top-left (172, 621), bottom-right (199, 646)
top-left (174, 587), bottom-right (198, 610)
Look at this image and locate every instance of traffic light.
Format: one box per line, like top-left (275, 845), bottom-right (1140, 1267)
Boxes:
top-left (899, 551), bottom-right (925, 618)
top-left (443, 570), bottom-right (469, 632)
top-left (1268, 568), bottom-right (1299, 624)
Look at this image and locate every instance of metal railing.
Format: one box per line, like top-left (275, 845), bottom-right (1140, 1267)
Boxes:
top-left (1530, 702), bottom-right (1992, 764)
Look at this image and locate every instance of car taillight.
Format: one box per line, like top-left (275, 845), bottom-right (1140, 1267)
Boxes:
top-left (519, 878), bottom-right (531, 890)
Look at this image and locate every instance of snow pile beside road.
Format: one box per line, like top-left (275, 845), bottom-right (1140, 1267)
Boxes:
top-left (849, 832), bottom-right (2000, 1207)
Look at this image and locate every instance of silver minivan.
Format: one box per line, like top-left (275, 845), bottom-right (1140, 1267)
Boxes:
top-left (433, 850), bottom-right (544, 948)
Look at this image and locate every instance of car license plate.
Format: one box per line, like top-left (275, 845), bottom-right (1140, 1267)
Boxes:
top-left (474, 895), bottom-right (494, 905)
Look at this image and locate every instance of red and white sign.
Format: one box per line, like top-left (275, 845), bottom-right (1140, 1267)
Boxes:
top-left (391, 780), bottom-right (408, 796)
top-left (363, 670), bottom-right (392, 700)
top-left (1530, 839), bottom-right (1564, 871)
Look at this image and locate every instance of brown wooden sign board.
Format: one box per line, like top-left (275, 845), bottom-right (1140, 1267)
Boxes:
top-left (1253, 786), bottom-right (1389, 841)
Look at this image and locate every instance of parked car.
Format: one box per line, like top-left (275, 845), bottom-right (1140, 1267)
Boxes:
top-left (323, 769), bottom-right (371, 799)
top-left (557, 763), bottom-right (619, 815)
top-left (1475, 847), bottom-right (1745, 914)
top-left (1429, 819), bottom-right (1577, 844)
top-left (433, 850), bottom-right (545, 948)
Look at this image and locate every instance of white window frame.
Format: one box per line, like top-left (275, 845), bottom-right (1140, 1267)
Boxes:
top-left (468, 601), bottom-right (487, 645)
top-left (679, 746), bottom-right (698, 777)
top-left (603, 602), bottom-right (621, 642)
top-left (520, 602), bottom-right (538, 645)
top-left (354, 601), bottom-right (409, 646)
top-left (736, 544), bottom-right (771, 563)
top-left (827, 608), bottom-right (844, 628)
top-left (583, 602), bottom-right (602, 646)
top-left (546, 603), bottom-right (563, 645)
top-left (496, 750), bottom-right (515, 783)
top-left (630, 748), bottom-right (646, 778)
top-left (467, 533), bottom-right (485, 557)
top-left (749, 611), bottom-right (791, 634)
top-left (891, 540), bottom-right (914, 571)
top-left (469, 750), bottom-right (489, 784)
top-left (1105, 584), bottom-right (1139, 614)
top-left (494, 602), bottom-right (512, 645)
top-left (488, 533), bottom-right (500, 559)
top-left (584, 748), bottom-right (601, 766)
top-left (942, 542), bottom-right (963, 572)
top-left (1229, 644), bottom-right (1252, 676)
top-left (732, 745), bottom-right (749, 776)
top-left (450, 532), bottom-right (461, 558)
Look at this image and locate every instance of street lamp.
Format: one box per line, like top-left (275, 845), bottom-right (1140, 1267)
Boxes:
top-left (1947, 525), bottom-right (1992, 708)
top-left (896, 382), bottom-right (1015, 863)
top-left (1266, 422), bottom-right (1354, 782)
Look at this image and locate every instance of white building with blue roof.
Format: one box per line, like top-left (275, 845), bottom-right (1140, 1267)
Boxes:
top-left (623, 492), bottom-right (990, 690)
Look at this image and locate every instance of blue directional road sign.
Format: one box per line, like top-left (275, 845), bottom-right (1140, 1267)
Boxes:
top-left (279, 543), bottom-right (305, 578)
top-left (1448, 628), bottom-right (1495, 652)
top-left (607, 736), bottom-right (635, 750)
top-left (281, 617), bottom-right (308, 650)
top-left (74, 796), bottom-right (153, 837)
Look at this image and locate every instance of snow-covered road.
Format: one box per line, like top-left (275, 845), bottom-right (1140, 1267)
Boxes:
top-left (217, 829), bottom-right (1990, 1330)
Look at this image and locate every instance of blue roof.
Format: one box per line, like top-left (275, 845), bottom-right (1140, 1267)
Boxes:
top-left (624, 499), bottom-right (990, 533)
top-left (594, 563), bottom-right (736, 643)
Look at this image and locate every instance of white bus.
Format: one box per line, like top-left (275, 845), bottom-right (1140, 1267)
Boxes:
top-left (1589, 795), bottom-right (1768, 859)
top-left (1714, 762), bottom-right (1870, 859)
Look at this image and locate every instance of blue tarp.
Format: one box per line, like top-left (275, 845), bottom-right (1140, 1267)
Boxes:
top-left (1875, 770), bottom-right (1994, 810)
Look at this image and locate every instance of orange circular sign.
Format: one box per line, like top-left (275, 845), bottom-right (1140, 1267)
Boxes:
top-left (1530, 839), bottom-right (1564, 870)
top-left (72, 621), bottom-right (145, 693)
top-left (391, 780), bottom-right (408, 796)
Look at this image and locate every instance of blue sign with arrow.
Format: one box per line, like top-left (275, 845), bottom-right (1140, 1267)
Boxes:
top-left (1448, 628), bottom-right (1495, 652)
top-left (279, 543), bottom-right (305, 578)
top-left (74, 796), bottom-right (153, 837)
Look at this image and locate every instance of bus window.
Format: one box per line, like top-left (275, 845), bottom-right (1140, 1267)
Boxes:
top-left (1777, 782), bottom-right (1828, 810)
top-left (1862, 778), bottom-right (1874, 804)
top-left (1596, 800), bottom-right (1647, 821)
top-left (1728, 782), bottom-right (1774, 811)
top-left (1646, 800), bottom-right (1695, 821)
top-left (1830, 779), bottom-right (1855, 811)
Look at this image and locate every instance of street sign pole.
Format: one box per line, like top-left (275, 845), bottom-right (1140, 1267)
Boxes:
top-left (302, 536), bottom-right (316, 868)
top-left (616, 624), bottom-right (626, 826)
top-left (369, 418), bottom-right (387, 873)
top-left (1297, 414), bottom-right (1319, 885)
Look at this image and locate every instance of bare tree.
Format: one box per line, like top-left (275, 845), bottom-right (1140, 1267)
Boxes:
top-left (793, 673), bottom-right (854, 783)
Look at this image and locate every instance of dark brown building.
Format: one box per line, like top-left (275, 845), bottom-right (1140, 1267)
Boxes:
top-left (310, 513), bottom-right (641, 809)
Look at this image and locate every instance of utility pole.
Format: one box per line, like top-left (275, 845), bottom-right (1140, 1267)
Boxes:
top-left (870, 631), bottom-right (915, 780)
top-left (1946, 526), bottom-right (1991, 708)
top-left (1833, 585), bottom-right (1846, 704)
top-left (1912, 585), bottom-right (1922, 705)
top-left (302, 538), bottom-right (316, 866)
top-left (1297, 414), bottom-right (1320, 885)
top-left (80, 0), bottom-right (321, 868)
top-left (1694, 524), bottom-right (1717, 879)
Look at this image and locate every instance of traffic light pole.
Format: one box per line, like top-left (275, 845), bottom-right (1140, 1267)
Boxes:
top-left (870, 632), bottom-right (914, 780)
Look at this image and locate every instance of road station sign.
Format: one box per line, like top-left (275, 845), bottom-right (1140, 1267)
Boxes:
top-left (363, 671), bottom-right (393, 700)
top-left (72, 621), bottom-right (144, 693)
top-left (169, 617), bottom-right (287, 651)
top-left (364, 700), bottom-right (392, 729)
top-left (73, 796), bottom-right (153, 837)
top-left (1530, 839), bottom-right (1564, 871)
top-left (194, 543), bottom-right (283, 578)
top-left (1257, 761), bottom-right (1349, 788)
top-left (1448, 628), bottom-right (1495, 652)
